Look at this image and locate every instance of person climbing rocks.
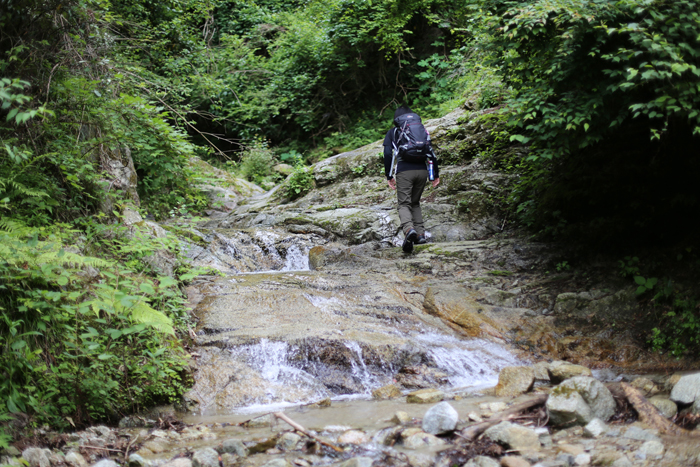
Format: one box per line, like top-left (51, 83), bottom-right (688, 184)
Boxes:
top-left (384, 105), bottom-right (440, 253)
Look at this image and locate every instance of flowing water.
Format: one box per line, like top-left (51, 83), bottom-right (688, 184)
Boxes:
top-left (184, 226), bottom-right (524, 424)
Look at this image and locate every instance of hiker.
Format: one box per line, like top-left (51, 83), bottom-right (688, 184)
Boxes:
top-left (384, 105), bottom-right (440, 253)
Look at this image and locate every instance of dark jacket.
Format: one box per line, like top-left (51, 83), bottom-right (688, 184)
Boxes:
top-left (383, 106), bottom-right (439, 180)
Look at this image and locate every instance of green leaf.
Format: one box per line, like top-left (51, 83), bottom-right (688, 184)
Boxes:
top-left (634, 276), bottom-right (646, 285)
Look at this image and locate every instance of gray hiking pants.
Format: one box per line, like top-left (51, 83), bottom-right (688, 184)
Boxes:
top-left (396, 169), bottom-right (428, 236)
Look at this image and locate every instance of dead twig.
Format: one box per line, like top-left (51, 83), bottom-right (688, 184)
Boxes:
top-left (273, 412), bottom-right (343, 452)
top-left (619, 382), bottom-right (698, 436)
top-left (459, 394), bottom-right (548, 442)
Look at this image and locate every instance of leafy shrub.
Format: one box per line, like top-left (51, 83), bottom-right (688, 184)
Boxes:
top-left (240, 141), bottom-right (276, 183)
top-left (286, 157), bottom-right (314, 199)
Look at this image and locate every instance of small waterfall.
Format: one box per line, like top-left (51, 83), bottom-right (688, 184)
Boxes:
top-left (344, 341), bottom-right (380, 391)
top-left (281, 244), bottom-right (309, 271)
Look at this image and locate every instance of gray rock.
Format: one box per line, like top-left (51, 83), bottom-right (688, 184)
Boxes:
top-left (583, 418), bottom-right (607, 438)
top-left (261, 459), bottom-right (292, 467)
top-left (276, 432), bottom-right (302, 451)
top-left (65, 451), bottom-right (88, 467)
top-left (336, 457), bottom-right (373, 467)
top-left (404, 452), bottom-right (435, 467)
top-left (500, 456), bottom-right (532, 467)
top-left (548, 361), bottom-right (592, 384)
top-left (670, 372), bottom-right (700, 405)
top-left (531, 362), bottom-right (551, 382)
top-left (547, 387), bottom-right (594, 426)
top-left (649, 396), bottom-right (677, 419)
top-left (630, 377), bottom-right (659, 396)
top-left (611, 455), bottom-right (632, 467)
top-left (622, 425), bottom-right (660, 442)
top-left (422, 402), bottom-right (459, 435)
top-left (534, 427), bottom-right (552, 447)
top-left (494, 366), bottom-right (535, 397)
top-left (402, 431), bottom-right (445, 449)
top-left (373, 426), bottom-right (402, 446)
top-left (573, 453), bottom-right (590, 466)
top-left (161, 459), bottom-right (192, 467)
top-left (638, 440), bottom-right (664, 456)
top-left (555, 454), bottom-right (573, 466)
top-left (192, 448), bottom-right (220, 467)
top-left (406, 388), bottom-right (444, 403)
top-left (21, 448), bottom-right (51, 467)
top-left (91, 460), bottom-right (119, 467)
top-left (391, 411), bottom-right (411, 424)
top-left (463, 456), bottom-right (500, 467)
top-left (128, 454), bottom-right (147, 467)
top-left (337, 430), bottom-right (369, 445)
top-left (221, 438), bottom-right (248, 457)
top-left (483, 421), bottom-right (541, 450)
top-left (558, 377), bottom-right (616, 421)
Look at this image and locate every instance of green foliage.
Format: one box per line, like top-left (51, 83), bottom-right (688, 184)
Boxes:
top-left (286, 157), bottom-right (314, 199)
top-left (239, 140), bottom-right (276, 183)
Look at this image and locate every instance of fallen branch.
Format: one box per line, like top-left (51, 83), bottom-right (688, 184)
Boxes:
top-left (459, 394), bottom-right (548, 442)
top-left (619, 382), bottom-right (698, 436)
top-left (273, 412), bottom-right (343, 452)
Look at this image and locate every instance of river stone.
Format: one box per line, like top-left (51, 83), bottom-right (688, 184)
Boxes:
top-left (548, 361), bottom-right (592, 384)
top-left (261, 459), bottom-right (291, 467)
top-left (192, 448), bottom-right (220, 467)
top-left (630, 377), bottom-right (659, 396)
top-left (649, 396), bottom-right (677, 419)
top-left (391, 411), bottom-right (411, 424)
top-left (276, 432), bottom-right (302, 450)
top-left (583, 418), bottom-right (607, 438)
top-left (483, 421), bottom-right (540, 450)
top-left (547, 386), bottom-right (594, 426)
top-left (247, 414), bottom-right (276, 427)
top-left (338, 430), bottom-right (369, 445)
top-left (65, 451), bottom-right (88, 467)
top-left (221, 438), bottom-right (248, 457)
top-left (128, 454), bottom-right (147, 467)
top-left (664, 373), bottom-right (683, 391)
top-left (558, 377), bottom-right (615, 421)
top-left (500, 456), bottom-right (531, 467)
top-left (402, 431), bottom-right (446, 449)
top-left (373, 426), bottom-right (402, 445)
top-left (372, 384), bottom-right (402, 400)
top-left (495, 366), bottom-right (535, 397)
top-left (622, 425), bottom-right (660, 442)
top-left (531, 362), bottom-right (551, 382)
top-left (422, 402), bottom-right (459, 435)
top-left (91, 461), bottom-right (119, 467)
top-left (162, 459), bottom-right (193, 467)
top-left (337, 457), bottom-right (373, 467)
top-left (22, 448), bottom-right (51, 467)
top-left (670, 373), bottom-right (700, 405)
top-left (405, 452), bottom-right (435, 467)
top-left (142, 440), bottom-right (169, 454)
top-left (406, 388), bottom-right (444, 403)
top-left (639, 440), bottom-right (664, 456)
top-left (463, 456), bottom-right (500, 467)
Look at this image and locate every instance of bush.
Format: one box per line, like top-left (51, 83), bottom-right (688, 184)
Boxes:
top-left (240, 141), bottom-right (276, 183)
top-left (286, 157), bottom-right (314, 200)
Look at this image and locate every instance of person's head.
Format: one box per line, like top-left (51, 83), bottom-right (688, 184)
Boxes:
top-left (394, 105), bottom-right (413, 120)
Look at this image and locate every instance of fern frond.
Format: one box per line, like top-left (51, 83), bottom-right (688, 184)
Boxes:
top-left (128, 300), bottom-right (175, 335)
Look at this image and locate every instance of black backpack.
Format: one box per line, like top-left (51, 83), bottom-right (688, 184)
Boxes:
top-left (393, 112), bottom-right (430, 163)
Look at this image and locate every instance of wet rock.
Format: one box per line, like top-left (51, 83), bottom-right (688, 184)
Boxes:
top-left (91, 460), bottom-right (119, 467)
top-left (221, 438), bottom-right (248, 457)
top-left (467, 412), bottom-right (483, 422)
top-left (128, 454), bottom-right (147, 467)
top-left (247, 414), bottom-right (276, 428)
top-left (494, 366), bottom-right (535, 397)
top-left (373, 426), bottom-right (402, 445)
top-left (161, 459), bottom-right (192, 467)
top-left (337, 430), bottom-right (369, 445)
top-left (192, 448), bottom-right (220, 467)
top-left (396, 365), bottom-right (449, 389)
top-left (422, 402), bottom-right (459, 435)
top-left (547, 387), bottom-right (594, 426)
top-left (21, 448), bottom-right (51, 467)
top-left (501, 456), bottom-right (531, 467)
top-left (547, 362), bottom-right (592, 384)
top-left (372, 384), bottom-right (402, 400)
top-left (649, 396), bottom-right (677, 419)
top-left (583, 419), bottom-right (607, 438)
top-left (391, 411), bottom-right (411, 424)
top-left (670, 372), bottom-right (700, 405)
top-left (337, 457), bottom-right (373, 467)
top-left (142, 440), bottom-right (169, 454)
top-left (402, 431), bottom-right (445, 449)
top-left (481, 287), bottom-right (517, 307)
top-left (483, 421), bottom-right (541, 451)
top-left (463, 456), bottom-right (500, 467)
top-left (630, 377), bottom-right (659, 396)
top-left (406, 388), bottom-right (444, 403)
top-left (276, 432), bottom-right (302, 451)
top-left (531, 363), bottom-right (550, 382)
top-left (65, 451), bottom-right (88, 467)
top-left (639, 440), bottom-right (664, 456)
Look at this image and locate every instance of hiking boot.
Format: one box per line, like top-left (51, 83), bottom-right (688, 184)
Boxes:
top-left (416, 234), bottom-right (427, 244)
top-left (402, 228), bottom-right (418, 253)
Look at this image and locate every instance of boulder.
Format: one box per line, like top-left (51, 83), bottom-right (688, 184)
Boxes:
top-left (494, 366), bottom-right (535, 397)
top-left (483, 421), bottom-right (541, 451)
top-left (547, 361), bottom-right (592, 384)
top-left (372, 384), bottom-right (402, 400)
top-left (406, 388), bottom-right (444, 404)
top-left (192, 448), bottom-right (220, 467)
top-left (221, 438), bottom-right (248, 457)
top-left (276, 432), bottom-right (302, 451)
top-left (670, 373), bottom-right (700, 405)
top-left (421, 402), bottom-right (459, 435)
top-left (558, 377), bottom-right (616, 421)
top-left (649, 397), bottom-right (677, 419)
top-left (547, 387), bottom-right (594, 426)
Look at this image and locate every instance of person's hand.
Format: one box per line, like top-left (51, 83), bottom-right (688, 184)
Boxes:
top-left (432, 177), bottom-right (440, 188)
top-left (387, 178), bottom-right (396, 190)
